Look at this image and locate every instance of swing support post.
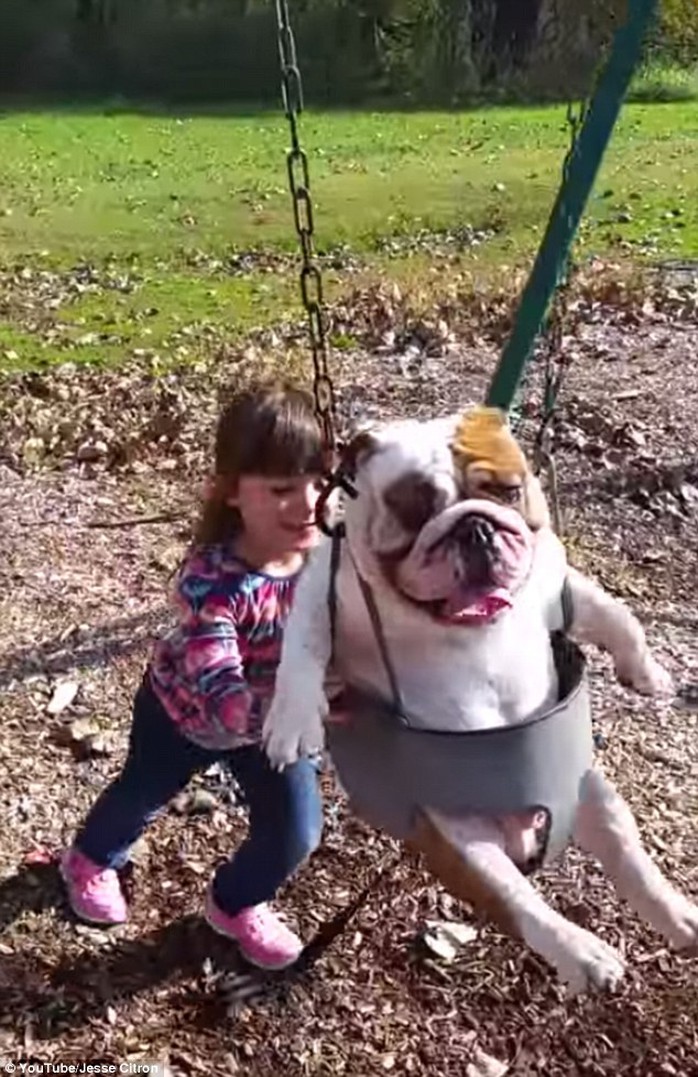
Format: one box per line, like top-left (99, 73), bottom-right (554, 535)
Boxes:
top-left (485, 0), bottom-right (659, 413)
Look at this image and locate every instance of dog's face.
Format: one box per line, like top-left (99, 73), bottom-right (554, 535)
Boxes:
top-left (342, 411), bottom-right (549, 625)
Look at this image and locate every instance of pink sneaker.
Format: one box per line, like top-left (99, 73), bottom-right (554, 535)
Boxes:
top-left (60, 847), bottom-right (128, 925)
top-left (204, 886), bottom-right (303, 970)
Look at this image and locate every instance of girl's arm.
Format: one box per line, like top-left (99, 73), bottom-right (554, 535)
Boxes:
top-left (180, 591), bottom-right (257, 745)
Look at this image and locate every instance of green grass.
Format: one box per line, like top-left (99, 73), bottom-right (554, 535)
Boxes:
top-left (1, 101), bottom-right (697, 370)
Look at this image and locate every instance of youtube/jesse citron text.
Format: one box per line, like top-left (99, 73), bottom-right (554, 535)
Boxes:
top-left (2, 1065), bottom-right (164, 1075)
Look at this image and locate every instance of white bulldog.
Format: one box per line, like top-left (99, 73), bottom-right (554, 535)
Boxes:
top-left (263, 408), bottom-right (697, 995)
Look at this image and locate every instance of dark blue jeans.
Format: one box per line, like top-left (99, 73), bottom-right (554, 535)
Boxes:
top-left (75, 679), bottom-right (323, 917)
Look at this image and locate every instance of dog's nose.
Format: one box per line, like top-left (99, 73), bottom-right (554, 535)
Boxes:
top-left (452, 512), bottom-right (496, 548)
top-left (451, 513), bottom-right (498, 584)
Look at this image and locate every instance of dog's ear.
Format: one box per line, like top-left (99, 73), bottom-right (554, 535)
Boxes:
top-left (522, 470), bottom-right (551, 531)
top-left (340, 429), bottom-right (380, 479)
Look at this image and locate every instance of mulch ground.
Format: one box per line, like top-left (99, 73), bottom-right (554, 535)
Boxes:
top-left (0, 267), bottom-right (696, 1076)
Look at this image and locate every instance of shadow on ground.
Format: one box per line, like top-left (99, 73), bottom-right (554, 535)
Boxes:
top-left (0, 609), bottom-right (170, 688)
top-left (0, 859), bottom-right (377, 1039)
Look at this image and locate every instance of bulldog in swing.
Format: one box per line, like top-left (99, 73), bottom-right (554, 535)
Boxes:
top-left (263, 406), bottom-right (697, 994)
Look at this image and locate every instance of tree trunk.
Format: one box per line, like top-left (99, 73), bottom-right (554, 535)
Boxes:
top-left (491, 0), bottom-right (542, 66)
top-left (75, 0), bottom-right (115, 26)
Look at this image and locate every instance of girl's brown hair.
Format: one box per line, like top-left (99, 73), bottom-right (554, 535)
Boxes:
top-left (194, 381), bottom-right (327, 546)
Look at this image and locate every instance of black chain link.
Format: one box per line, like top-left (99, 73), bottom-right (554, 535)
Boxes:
top-left (511, 88), bottom-right (592, 438)
top-left (507, 88), bottom-right (597, 533)
top-left (511, 34), bottom-right (612, 436)
top-left (534, 92), bottom-right (596, 450)
top-left (274, 0), bottom-right (337, 452)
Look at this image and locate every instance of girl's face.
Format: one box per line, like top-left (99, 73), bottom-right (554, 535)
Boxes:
top-left (227, 472), bottom-right (323, 568)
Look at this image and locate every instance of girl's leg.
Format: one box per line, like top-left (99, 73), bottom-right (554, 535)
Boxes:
top-left (214, 749), bottom-right (323, 912)
top-left (63, 679), bottom-right (218, 923)
top-left (205, 748), bottom-right (323, 968)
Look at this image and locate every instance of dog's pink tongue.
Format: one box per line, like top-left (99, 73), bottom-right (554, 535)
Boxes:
top-left (442, 584), bottom-right (512, 624)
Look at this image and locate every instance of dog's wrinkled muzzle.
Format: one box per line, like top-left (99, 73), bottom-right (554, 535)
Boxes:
top-left (394, 499), bottom-right (533, 624)
top-left (449, 512), bottom-right (498, 586)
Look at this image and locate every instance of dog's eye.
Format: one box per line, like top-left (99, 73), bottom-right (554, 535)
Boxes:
top-left (480, 481), bottom-right (522, 505)
top-left (384, 472), bottom-right (438, 533)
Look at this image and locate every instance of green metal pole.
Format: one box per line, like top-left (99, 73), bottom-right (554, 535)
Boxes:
top-left (486, 0), bottom-right (659, 412)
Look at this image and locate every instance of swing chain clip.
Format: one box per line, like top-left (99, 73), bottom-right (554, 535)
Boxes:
top-left (315, 454), bottom-right (358, 539)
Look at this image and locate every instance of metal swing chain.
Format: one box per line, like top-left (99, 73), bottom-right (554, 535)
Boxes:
top-left (527, 89), bottom-right (598, 534)
top-left (508, 103), bottom-right (582, 443)
top-left (274, 0), bottom-right (337, 454)
top-left (534, 106), bottom-right (582, 436)
top-left (537, 98), bottom-right (590, 438)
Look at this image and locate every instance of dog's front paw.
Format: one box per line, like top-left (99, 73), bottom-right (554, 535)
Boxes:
top-left (615, 652), bottom-right (674, 698)
top-left (263, 702), bottom-right (326, 770)
top-left (546, 923), bottom-right (626, 996)
top-left (649, 889), bottom-right (698, 952)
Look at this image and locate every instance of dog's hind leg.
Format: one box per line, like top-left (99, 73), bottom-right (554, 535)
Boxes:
top-left (573, 769), bottom-right (698, 951)
top-left (408, 810), bottom-right (625, 995)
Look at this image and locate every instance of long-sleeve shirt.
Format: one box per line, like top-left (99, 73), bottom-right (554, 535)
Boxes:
top-left (148, 544), bottom-right (301, 750)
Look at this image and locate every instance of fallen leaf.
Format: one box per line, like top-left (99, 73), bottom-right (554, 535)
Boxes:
top-left (466, 1048), bottom-right (509, 1077)
top-left (65, 717), bottom-right (101, 742)
top-left (421, 919), bottom-right (478, 962)
top-left (47, 680), bottom-right (79, 715)
top-left (23, 847), bottom-right (55, 865)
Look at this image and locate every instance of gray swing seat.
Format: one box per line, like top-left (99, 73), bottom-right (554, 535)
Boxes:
top-left (324, 537), bottom-right (593, 865)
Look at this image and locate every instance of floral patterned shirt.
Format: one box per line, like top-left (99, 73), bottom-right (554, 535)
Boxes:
top-left (149, 544), bottom-right (300, 750)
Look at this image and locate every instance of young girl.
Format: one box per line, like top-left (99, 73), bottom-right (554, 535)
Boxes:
top-left (61, 381), bottom-right (328, 970)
